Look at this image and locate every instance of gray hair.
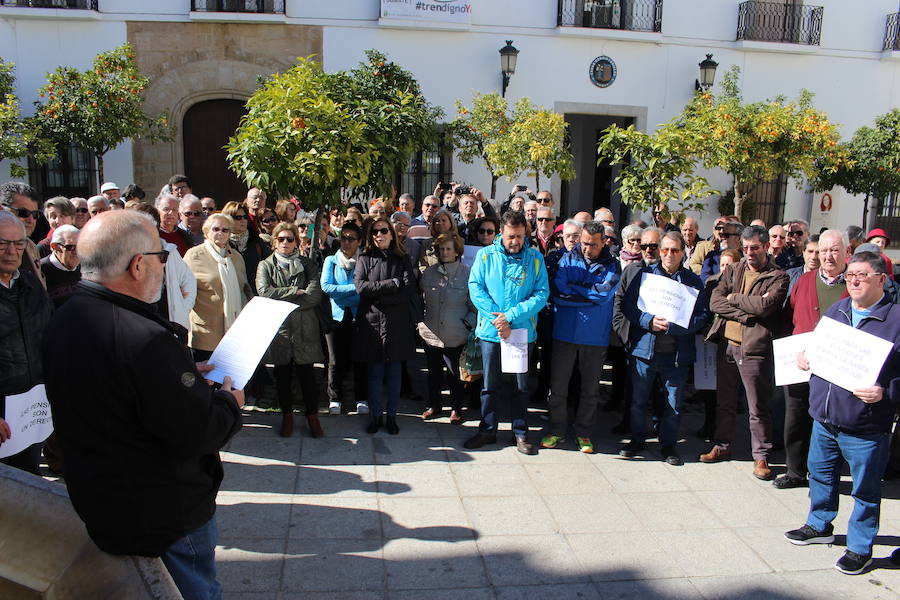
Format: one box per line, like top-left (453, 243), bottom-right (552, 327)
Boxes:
top-left (180, 194), bottom-right (201, 209)
top-left (604, 225), bottom-right (616, 238)
top-left (848, 251), bottom-right (887, 275)
top-left (44, 196), bottom-right (74, 217)
top-left (818, 228), bottom-right (849, 249)
top-left (845, 225), bottom-right (865, 245)
top-left (202, 212), bottom-right (235, 236)
top-left (0, 209), bottom-right (25, 234)
top-left (661, 230), bottom-right (686, 250)
top-left (87, 195), bottom-right (109, 207)
top-left (594, 207), bottom-right (614, 221)
top-left (70, 197), bottom-right (87, 207)
top-left (741, 224), bottom-right (769, 244)
top-left (582, 221), bottom-right (605, 237)
top-left (390, 211), bottom-right (410, 224)
top-left (51, 224), bottom-right (79, 244)
top-left (642, 226), bottom-right (665, 238)
top-left (0, 181), bottom-right (38, 208)
top-left (563, 219), bottom-right (584, 230)
top-left (621, 224), bottom-right (643, 241)
top-left (80, 211), bottom-right (157, 282)
top-left (155, 194), bottom-right (179, 209)
top-left (524, 200), bottom-right (538, 210)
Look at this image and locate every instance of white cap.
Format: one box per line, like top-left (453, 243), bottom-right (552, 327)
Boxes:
top-left (100, 182), bottom-right (119, 193)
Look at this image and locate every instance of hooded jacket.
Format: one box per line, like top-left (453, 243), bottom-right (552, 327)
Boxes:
top-left (552, 244), bottom-right (620, 347)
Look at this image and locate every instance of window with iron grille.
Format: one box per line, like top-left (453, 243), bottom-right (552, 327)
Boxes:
top-left (28, 143), bottom-right (96, 200)
top-left (557, 0), bottom-right (663, 32)
top-left (874, 192), bottom-right (900, 249)
top-left (736, 1), bottom-right (823, 46)
top-left (396, 130), bottom-right (452, 203)
top-left (746, 176), bottom-right (787, 225)
top-left (191, 0), bottom-right (284, 13)
top-left (0, 1), bottom-right (97, 8)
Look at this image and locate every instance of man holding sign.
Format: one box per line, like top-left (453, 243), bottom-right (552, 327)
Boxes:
top-left (784, 251), bottom-right (899, 575)
top-left (43, 210), bottom-right (244, 599)
top-left (616, 231), bottom-right (709, 465)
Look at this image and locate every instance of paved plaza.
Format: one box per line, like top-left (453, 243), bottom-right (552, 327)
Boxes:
top-left (215, 397), bottom-right (900, 600)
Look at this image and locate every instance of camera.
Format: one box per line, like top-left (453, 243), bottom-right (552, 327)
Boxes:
top-left (455, 185), bottom-right (471, 195)
top-left (515, 184), bottom-right (527, 192)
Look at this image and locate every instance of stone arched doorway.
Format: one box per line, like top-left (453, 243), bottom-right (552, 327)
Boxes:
top-left (182, 99), bottom-right (247, 206)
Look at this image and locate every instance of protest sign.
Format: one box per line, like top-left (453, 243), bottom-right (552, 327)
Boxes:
top-left (808, 317), bottom-right (893, 392)
top-left (693, 336), bottom-right (717, 390)
top-left (500, 328), bottom-right (528, 373)
top-left (773, 333), bottom-right (814, 386)
top-left (0, 385), bottom-right (53, 459)
top-left (636, 273), bottom-right (699, 329)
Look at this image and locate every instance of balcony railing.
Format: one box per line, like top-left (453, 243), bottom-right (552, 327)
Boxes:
top-left (736, 1), bottom-right (823, 45)
top-left (0, 0), bottom-right (97, 8)
top-left (191, 0), bottom-right (285, 13)
top-left (558, 0), bottom-right (662, 33)
top-left (884, 13), bottom-right (900, 51)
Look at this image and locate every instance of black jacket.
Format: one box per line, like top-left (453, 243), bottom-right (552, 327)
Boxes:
top-left (0, 270), bottom-right (52, 417)
top-left (42, 281), bottom-right (242, 557)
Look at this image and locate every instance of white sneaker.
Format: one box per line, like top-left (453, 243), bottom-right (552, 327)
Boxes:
top-left (329, 401), bottom-right (342, 415)
top-left (356, 402), bottom-right (369, 415)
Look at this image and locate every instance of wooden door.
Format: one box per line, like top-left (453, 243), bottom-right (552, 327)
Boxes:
top-left (182, 99), bottom-right (247, 206)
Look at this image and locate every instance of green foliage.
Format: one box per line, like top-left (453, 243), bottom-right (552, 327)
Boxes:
top-left (32, 44), bottom-right (172, 184)
top-left (0, 59), bottom-right (53, 178)
top-left (227, 50), bottom-right (441, 206)
top-left (448, 92), bottom-right (510, 198)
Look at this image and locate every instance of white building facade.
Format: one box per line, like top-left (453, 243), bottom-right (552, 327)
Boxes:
top-left (1, 0), bottom-right (898, 253)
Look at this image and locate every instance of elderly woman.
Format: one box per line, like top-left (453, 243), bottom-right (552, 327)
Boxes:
top-left (465, 215), bottom-right (499, 247)
top-left (257, 222), bottom-right (325, 438)
top-left (619, 223), bottom-right (644, 270)
top-left (418, 233), bottom-right (474, 424)
top-left (222, 201), bottom-right (269, 295)
top-left (353, 217), bottom-right (418, 434)
top-left (296, 216), bottom-right (313, 258)
top-left (183, 213), bottom-right (253, 361)
top-left (418, 209), bottom-right (460, 273)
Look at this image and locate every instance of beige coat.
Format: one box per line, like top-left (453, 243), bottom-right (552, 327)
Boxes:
top-left (183, 243), bottom-right (253, 351)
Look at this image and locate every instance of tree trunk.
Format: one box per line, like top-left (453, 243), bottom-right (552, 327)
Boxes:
top-left (732, 179), bottom-right (744, 220)
top-left (535, 170), bottom-right (541, 193)
top-left (96, 152), bottom-right (105, 191)
top-left (490, 174), bottom-right (498, 200)
top-left (862, 192), bottom-right (870, 230)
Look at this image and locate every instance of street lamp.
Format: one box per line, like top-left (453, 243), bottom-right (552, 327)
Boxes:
top-left (499, 40), bottom-right (519, 98)
top-left (695, 53), bottom-right (718, 91)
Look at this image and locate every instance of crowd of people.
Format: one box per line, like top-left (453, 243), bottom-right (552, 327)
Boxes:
top-left (1, 174), bottom-right (898, 596)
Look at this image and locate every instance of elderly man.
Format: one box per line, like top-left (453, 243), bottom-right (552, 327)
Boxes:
top-left (243, 187), bottom-right (267, 229)
top-left (398, 193), bottom-right (416, 217)
top-left (410, 195), bottom-right (441, 229)
top-left (456, 194), bottom-right (480, 239)
top-left (533, 206), bottom-right (557, 255)
top-left (71, 197), bottom-right (90, 229)
top-left (689, 216), bottom-right (731, 275)
top-left (0, 211), bottom-right (52, 475)
top-left (156, 194), bottom-right (191, 256)
top-left (0, 181), bottom-right (45, 286)
top-left (638, 227), bottom-right (662, 266)
top-left (87, 195), bottom-right (110, 219)
top-left (178, 195), bottom-right (205, 247)
top-left (39, 224), bottom-right (81, 307)
top-left (773, 224), bottom-right (802, 270)
top-left (776, 230), bottom-right (849, 490)
top-left (787, 235), bottom-right (820, 296)
top-left (700, 221), bottom-right (742, 283)
top-left (200, 197), bottom-right (217, 218)
top-left (594, 207), bottom-right (615, 227)
top-left (784, 251), bottom-right (899, 575)
top-left (38, 196), bottom-right (76, 257)
top-left (572, 211), bottom-right (593, 225)
top-left (465, 210), bottom-right (549, 455)
top-left (168, 174), bottom-right (192, 199)
top-left (100, 182), bottom-right (120, 201)
top-left (542, 221), bottom-right (620, 454)
top-left (524, 199), bottom-right (539, 224)
top-left (681, 217), bottom-right (699, 262)
top-left (617, 231), bottom-right (709, 464)
top-left (42, 210), bottom-right (243, 598)
top-left (701, 225), bottom-right (789, 480)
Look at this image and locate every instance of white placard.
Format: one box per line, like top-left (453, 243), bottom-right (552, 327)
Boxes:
top-left (808, 317), bottom-right (894, 392)
top-left (500, 328), bottom-right (528, 373)
top-left (636, 273), bottom-right (699, 329)
top-left (381, 0), bottom-right (472, 23)
top-left (773, 333), bottom-right (814, 387)
top-left (693, 337), bottom-right (717, 390)
top-left (461, 245), bottom-right (480, 268)
top-left (206, 297), bottom-right (300, 390)
top-left (0, 385), bottom-right (53, 459)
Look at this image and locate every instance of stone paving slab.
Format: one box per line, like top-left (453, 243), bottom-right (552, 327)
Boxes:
top-left (217, 404), bottom-right (900, 600)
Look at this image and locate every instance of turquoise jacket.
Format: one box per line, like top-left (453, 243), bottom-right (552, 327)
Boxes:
top-left (467, 236), bottom-right (549, 343)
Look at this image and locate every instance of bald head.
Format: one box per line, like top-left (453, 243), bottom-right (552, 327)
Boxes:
top-left (573, 211), bottom-right (592, 224)
top-left (79, 210), bottom-right (159, 285)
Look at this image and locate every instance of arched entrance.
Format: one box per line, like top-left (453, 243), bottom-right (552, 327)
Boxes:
top-left (182, 99), bottom-right (247, 206)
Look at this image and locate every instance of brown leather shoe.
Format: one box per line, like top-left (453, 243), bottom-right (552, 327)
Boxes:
top-left (307, 414), bottom-right (324, 438)
top-left (280, 412), bottom-right (294, 438)
top-left (698, 446), bottom-right (731, 463)
top-left (753, 459), bottom-right (773, 480)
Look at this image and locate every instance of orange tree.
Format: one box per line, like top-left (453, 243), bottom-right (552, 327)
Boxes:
top-left (0, 59), bottom-right (53, 177)
top-left (32, 44), bottom-right (171, 186)
top-left (448, 92), bottom-right (510, 198)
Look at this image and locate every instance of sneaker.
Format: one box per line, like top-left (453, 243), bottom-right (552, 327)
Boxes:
top-left (356, 402), bottom-right (369, 415)
top-left (784, 523), bottom-right (835, 546)
top-left (577, 437), bottom-right (594, 454)
top-left (619, 441), bottom-right (645, 458)
top-left (328, 401), bottom-right (341, 415)
top-left (540, 435), bottom-right (564, 449)
top-left (835, 550), bottom-right (872, 575)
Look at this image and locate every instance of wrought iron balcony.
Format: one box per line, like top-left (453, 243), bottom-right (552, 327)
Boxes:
top-left (191, 0), bottom-right (285, 13)
top-left (0, 0), bottom-right (97, 8)
top-left (558, 0), bottom-right (662, 33)
top-left (736, 1), bottom-right (823, 46)
top-left (884, 13), bottom-right (900, 51)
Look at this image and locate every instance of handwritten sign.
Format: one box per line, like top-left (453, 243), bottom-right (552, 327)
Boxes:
top-left (0, 385), bottom-right (54, 459)
top-left (773, 333), bottom-right (814, 387)
top-left (637, 273), bottom-right (699, 329)
top-left (500, 328), bottom-right (528, 373)
top-left (693, 337), bottom-right (717, 390)
top-left (808, 317), bottom-right (893, 392)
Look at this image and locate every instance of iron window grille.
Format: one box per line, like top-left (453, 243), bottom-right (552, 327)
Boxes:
top-left (736, 1), bottom-right (823, 46)
top-left (0, 0), bottom-right (97, 8)
top-left (557, 0), bottom-right (662, 32)
top-left (191, 0), bottom-right (285, 13)
top-left (884, 13), bottom-right (900, 51)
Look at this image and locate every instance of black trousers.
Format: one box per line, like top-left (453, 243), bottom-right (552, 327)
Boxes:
top-left (783, 382), bottom-right (812, 478)
top-left (273, 363), bottom-right (319, 415)
top-left (423, 343), bottom-right (465, 412)
top-left (324, 313), bottom-right (367, 404)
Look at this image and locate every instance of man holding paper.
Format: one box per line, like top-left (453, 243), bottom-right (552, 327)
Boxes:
top-left (465, 210), bottom-right (549, 455)
top-left (42, 210), bottom-right (244, 599)
top-left (616, 231), bottom-right (709, 465)
top-left (784, 251), bottom-right (899, 575)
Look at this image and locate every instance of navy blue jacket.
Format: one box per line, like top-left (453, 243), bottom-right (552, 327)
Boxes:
top-left (808, 295), bottom-right (900, 435)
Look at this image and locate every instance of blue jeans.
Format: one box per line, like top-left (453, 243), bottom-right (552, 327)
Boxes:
top-left (161, 517), bottom-right (222, 600)
top-left (629, 352), bottom-right (688, 448)
top-left (479, 340), bottom-right (531, 438)
top-left (806, 421), bottom-right (890, 556)
top-left (368, 361), bottom-right (401, 417)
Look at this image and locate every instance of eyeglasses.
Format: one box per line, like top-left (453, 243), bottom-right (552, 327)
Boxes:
top-left (600, 219), bottom-right (614, 225)
top-left (340, 236), bottom-right (359, 242)
top-left (261, 217), bottom-right (278, 224)
top-left (127, 250), bottom-right (169, 271)
top-left (477, 228), bottom-right (496, 235)
top-left (845, 271), bottom-right (884, 282)
top-left (74, 207), bottom-right (89, 214)
top-left (231, 214), bottom-right (248, 221)
top-left (742, 245), bottom-right (763, 252)
top-left (538, 198), bottom-right (553, 204)
top-left (393, 222), bottom-right (410, 228)
top-left (788, 230), bottom-right (804, 237)
top-left (626, 238), bottom-right (640, 244)
top-left (423, 203), bottom-right (440, 209)
top-left (210, 226), bottom-right (231, 233)
top-left (14, 207), bottom-right (39, 220)
top-left (173, 185), bottom-right (189, 192)
top-left (536, 217), bottom-right (554, 222)
top-left (0, 237), bottom-right (27, 251)
top-left (57, 243), bottom-right (77, 252)
top-left (660, 247), bottom-right (682, 255)
top-left (181, 211), bottom-right (202, 217)
top-left (201, 207), bottom-right (215, 213)
top-left (372, 227), bottom-right (391, 236)
top-left (276, 236), bottom-right (296, 243)
top-left (714, 225), bottom-right (726, 231)
top-left (640, 243), bottom-right (659, 251)
top-left (770, 234), bottom-right (785, 239)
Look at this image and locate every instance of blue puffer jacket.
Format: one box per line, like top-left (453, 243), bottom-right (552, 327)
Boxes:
top-left (808, 296), bottom-right (900, 435)
top-left (320, 253), bottom-right (360, 322)
top-left (552, 245), bottom-right (621, 347)
top-left (468, 236), bottom-right (549, 343)
top-left (620, 262), bottom-right (710, 365)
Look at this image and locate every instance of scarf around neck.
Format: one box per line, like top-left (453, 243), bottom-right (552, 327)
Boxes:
top-left (203, 240), bottom-right (243, 330)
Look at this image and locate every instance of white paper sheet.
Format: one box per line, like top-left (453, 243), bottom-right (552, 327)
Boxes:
top-left (808, 317), bottom-right (894, 392)
top-left (0, 385), bottom-right (53, 459)
top-left (636, 273), bottom-right (699, 329)
top-left (461, 245), bottom-right (481, 268)
top-left (500, 328), bottom-right (529, 373)
top-left (773, 332), bottom-right (814, 387)
top-left (205, 297), bottom-right (300, 390)
top-left (693, 336), bottom-right (717, 390)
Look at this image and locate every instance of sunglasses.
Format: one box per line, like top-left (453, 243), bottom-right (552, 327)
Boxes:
top-left (57, 243), bottom-right (77, 251)
top-left (181, 211), bottom-right (202, 217)
top-left (478, 228), bottom-right (496, 235)
top-left (232, 214), bottom-right (248, 221)
top-left (788, 230), bottom-right (803, 236)
top-left (536, 217), bottom-right (554, 222)
top-left (714, 225), bottom-right (726, 231)
top-left (640, 243), bottom-right (659, 251)
top-left (261, 217), bottom-right (278, 224)
top-left (201, 207), bottom-right (215, 213)
top-left (372, 227), bottom-right (391, 236)
top-left (538, 198), bottom-right (552, 204)
top-left (173, 185), bottom-right (189, 192)
top-left (276, 236), bottom-right (296, 243)
top-left (211, 226), bottom-right (231, 233)
top-left (770, 234), bottom-right (785, 239)
top-left (340, 236), bottom-right (359, 242)
top-left (423, 203), bottom-right (440, 209)
top-left (660, 247), bottom-right (682, 254)
top-left (15, 207), bottom-right (39, 219)
top-left (127, 250), bottom-right (169, 271)
top-left (74, 207), bottom-right (89, 214)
